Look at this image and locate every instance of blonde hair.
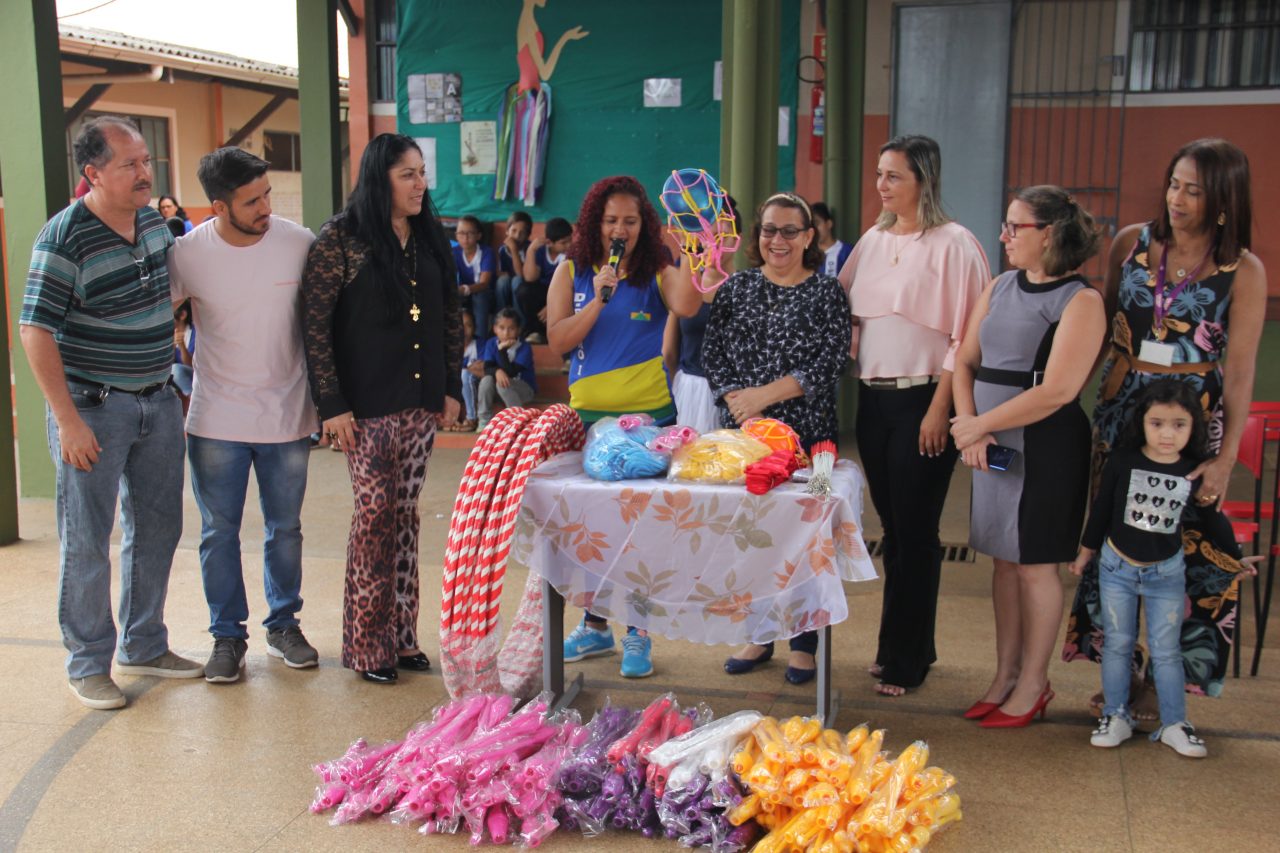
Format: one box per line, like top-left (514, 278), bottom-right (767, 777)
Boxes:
top-left (875, 135), bottom-right (951, 233)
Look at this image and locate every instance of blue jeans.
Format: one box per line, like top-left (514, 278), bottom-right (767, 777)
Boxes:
top-left (463, 290), bottom-right (494, 342)
top-left (49, 381), bottom-right (185, 679)
top-left (187, 435), bottom-right (310, 639)
top-left (461, 369), bottom-right (479, 420)
top-left (495, 273), bottom-right (524, 325)
top-left (1098, 541), bottom-right (1187, 727)
top-left (171, 363), bottom-right (193, 396)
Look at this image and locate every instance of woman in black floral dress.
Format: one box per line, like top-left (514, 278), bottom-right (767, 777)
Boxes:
top-left (702, 192), bottom-right (853, 684)
top-left (1063, 138), bottom-right (1267, 704)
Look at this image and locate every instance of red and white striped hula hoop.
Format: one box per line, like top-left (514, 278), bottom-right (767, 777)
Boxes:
top-left (441, 407), bottom-right (537, 632)
top-left (471, 405), bottom-right (583, 635)
top-left (439, 405), bottom-right (584, 697)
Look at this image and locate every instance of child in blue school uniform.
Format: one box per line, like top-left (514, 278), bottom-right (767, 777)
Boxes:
top-left (517, 216), bottom-right (573, 343)
top-left (476, 308), bottom-right (537, 432)
top-left (455, 311), bottom-right (480, 432)
top-left (452, 214), bottom-right (496, 341)
top-left (496, 211), bottom-right (533, 322)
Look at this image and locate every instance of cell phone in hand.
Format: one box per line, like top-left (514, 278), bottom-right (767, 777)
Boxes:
top-left (986, 444), bottom-right (1019, 471)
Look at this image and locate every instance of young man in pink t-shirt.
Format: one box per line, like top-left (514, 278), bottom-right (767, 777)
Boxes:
top-left (167, 147), bottom-right (319, 683)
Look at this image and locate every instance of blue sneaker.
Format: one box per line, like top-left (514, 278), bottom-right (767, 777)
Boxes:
top-left (620, 629), bottom-right (653, 678)
top-left (563, 620), bottom-right (615, 662)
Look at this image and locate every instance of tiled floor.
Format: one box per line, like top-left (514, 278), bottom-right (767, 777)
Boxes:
top-left (1, 442), bottom-right (1275, 852)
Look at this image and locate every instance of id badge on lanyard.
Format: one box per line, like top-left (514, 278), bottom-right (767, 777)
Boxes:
top-left (1145, 244), bottom-right (1209, 368)
top-left (1138, 339), bottom-right (1176, 367)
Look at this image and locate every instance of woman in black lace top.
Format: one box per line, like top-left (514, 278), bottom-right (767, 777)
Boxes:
top-left (302, 134), bottom-right (462, 685)
top-left (702, 192), bottom-right (852, 684)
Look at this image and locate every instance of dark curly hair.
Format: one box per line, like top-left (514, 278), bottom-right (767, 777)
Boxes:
top-left (568, 175), bottom-right (670, 288)
top-left (1120, 379), bottom-right (1210, 463)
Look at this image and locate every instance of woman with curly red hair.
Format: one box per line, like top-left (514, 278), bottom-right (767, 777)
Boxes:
top-left (547, 174), bottom-right (702, 678)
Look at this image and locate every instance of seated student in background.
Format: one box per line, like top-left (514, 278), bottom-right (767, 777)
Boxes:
top-left (172, 299), bottom-right (195, 401)
top-left (519, 216), bottom-right (573, 344)
top-left (497, 211), bottom-right (533, 322)
top-left (451, 311), bottom-right (480, 432)
top-left (452, 214), bottom-right (495, 340)
top-left (476, 308), bottom-right (537, 431)
top-left (812, 202), bottom-right (853, 278)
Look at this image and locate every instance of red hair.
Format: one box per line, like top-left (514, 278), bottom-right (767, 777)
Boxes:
top-left (568, 175), bottom-right (670, 288)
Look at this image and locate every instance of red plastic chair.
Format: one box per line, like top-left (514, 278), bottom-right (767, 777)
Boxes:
top-left (1253, 472), bottom-right (1280, 676)
top-left (1223, 414), bottom-right (1270, 553)
top-left (1245, 405), bottom-right (1280, 676)
top-left (1250, 401), bottom-right (1280, 442)
top-left (1218, 412), bottom-right (1280, 676)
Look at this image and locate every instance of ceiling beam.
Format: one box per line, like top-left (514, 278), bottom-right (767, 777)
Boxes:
top-left (224, 92), bottom-right (290, 147)
top-left (64, 82), bottom-right (111, 126)
top-left (337, 0), bottom-right (359, 36)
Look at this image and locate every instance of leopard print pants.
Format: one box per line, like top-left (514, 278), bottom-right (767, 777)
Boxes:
top-left (341, 408), bottom-right (436, 671)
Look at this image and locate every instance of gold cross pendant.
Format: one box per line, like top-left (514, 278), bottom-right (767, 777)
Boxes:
top-left (410, 303), bottom-right (421, 322)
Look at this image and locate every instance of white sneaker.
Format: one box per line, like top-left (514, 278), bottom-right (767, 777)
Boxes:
top-left (1090, 714), bottom-right (1134, 748)
top-left (1158, 721), bottom-right (1207, 758)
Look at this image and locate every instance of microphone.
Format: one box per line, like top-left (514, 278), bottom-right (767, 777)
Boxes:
top-left (602, 238), bottom-right (625, 304)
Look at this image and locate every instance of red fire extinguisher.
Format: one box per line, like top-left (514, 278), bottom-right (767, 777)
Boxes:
top-left (810, 84), bottom-right (824, 164)
top-left (808, 32), bottom-right (826, 164)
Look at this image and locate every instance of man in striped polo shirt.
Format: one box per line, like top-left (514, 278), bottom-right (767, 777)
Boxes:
top-left (20, 116), bottom-right (203, 710)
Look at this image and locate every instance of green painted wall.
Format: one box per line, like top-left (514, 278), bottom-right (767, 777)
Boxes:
top-left (1255, 321), bottom-right (1280, 404)
top-left (396, 0), bottom-right (798, 221)
top-left (1, 0), bottom-right (70, 514)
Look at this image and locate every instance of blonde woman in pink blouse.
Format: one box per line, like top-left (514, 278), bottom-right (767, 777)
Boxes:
top-left (838, 135), bottom-right (989, 697)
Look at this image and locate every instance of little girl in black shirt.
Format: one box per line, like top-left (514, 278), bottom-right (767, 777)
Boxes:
top-left (1070, 380), bottom-right (1235, 759)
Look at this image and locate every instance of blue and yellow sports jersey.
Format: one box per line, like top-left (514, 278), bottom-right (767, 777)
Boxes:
top-left (567, 260), bottom-right (673, 424)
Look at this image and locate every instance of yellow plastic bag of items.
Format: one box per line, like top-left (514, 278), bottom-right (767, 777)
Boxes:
top-left (668, 429), bottom-right (771, 485)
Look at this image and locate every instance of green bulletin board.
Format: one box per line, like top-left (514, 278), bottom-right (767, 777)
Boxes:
top-left (397, 0), bottom-right (798, 222)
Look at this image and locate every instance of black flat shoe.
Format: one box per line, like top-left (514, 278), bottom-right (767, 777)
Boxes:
top-left (397, 653), bottom-right (431, 672)
top-left (723, 643), bottom-right (775, 675)
top-left (784, 665), bottom-right (816, 685)
top-left (360, 667), bottom-right (398, 684)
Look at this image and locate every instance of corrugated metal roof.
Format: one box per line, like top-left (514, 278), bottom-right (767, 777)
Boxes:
top-left (59, 23), bottom-right (349, 92)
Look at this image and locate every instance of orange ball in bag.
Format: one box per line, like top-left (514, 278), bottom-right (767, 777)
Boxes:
top-left (741, 418), bottom-right (806, 464)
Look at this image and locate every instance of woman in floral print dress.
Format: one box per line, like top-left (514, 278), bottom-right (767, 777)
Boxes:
top-left (1063, 138), bottom-right (1267, 704)
top-left (702, 191), bottom-right (852, 685)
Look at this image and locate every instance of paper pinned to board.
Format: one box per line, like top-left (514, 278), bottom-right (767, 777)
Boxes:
top-left (412, 137), bottom-right (438, 189)
top-left (460, 121), bottom-right (497, 175)
top-left (644, 78), bottom-right (682, 108)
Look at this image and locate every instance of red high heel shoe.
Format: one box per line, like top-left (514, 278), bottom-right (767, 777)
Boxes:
top-left (979, 683), bottom-right (1054, 728)
top-left (962, 689), bottom-right (1013, 720)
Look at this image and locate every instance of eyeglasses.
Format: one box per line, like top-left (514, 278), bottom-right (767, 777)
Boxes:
top-left (760, 225), bottom-right (807, 240)
top-left (130, 245), bottom-right (153, 290)
top-left (1001, 221), bottom-right (1047, 238)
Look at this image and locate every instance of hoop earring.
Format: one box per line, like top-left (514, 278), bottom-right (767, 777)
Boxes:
top-left (1217, 212), bottom-right (1226, 226)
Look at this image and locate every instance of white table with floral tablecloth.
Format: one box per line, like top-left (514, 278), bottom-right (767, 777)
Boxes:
top-left (510, 452), bottom-right (878, 720)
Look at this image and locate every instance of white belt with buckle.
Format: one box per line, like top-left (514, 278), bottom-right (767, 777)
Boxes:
top-left (861, 375), bottom-right (938, 389)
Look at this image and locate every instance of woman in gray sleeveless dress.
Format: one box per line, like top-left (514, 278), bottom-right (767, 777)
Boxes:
top-left (949, 186), bottom-right (1106, 727)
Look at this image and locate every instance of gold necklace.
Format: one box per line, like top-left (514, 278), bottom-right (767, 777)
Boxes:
top-left (889, 230), bottom-right (911, 266)
top-left (403, 236), bottom-right (420, 323)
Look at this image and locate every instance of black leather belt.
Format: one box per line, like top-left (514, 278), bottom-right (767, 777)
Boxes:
top-left (68, 377), bottom-right (170, 398)
top-left (976, 366), bottom-right (1044, 389)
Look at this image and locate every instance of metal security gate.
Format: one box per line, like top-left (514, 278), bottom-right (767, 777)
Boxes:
top-left (1005, 0), bottom-right (1129, 282)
